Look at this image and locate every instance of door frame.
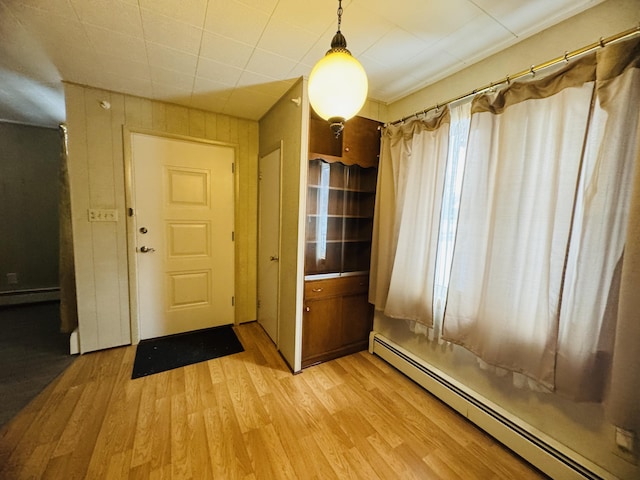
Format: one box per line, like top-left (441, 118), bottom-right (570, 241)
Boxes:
top-left (123, 127), bottom-right (239, 345)
top-left (257, 143), bottom-right (284, 347)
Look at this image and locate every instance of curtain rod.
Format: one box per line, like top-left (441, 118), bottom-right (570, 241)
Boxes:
top-left (386, 24), bottom-right (640, 127)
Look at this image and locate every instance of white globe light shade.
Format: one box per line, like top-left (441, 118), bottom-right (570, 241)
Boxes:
top-left (308, 51), bottom-right (368, 122)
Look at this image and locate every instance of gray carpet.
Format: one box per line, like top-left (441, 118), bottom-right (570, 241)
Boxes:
top-left (0, 301), bottom-right (76, 428)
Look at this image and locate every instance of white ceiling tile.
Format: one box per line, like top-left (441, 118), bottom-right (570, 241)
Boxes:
top-left (0, 0), bottom-right (609, 125)
top-left (436, 14), bottom-right (514, 62)
top-left (361, 0), bottom-right (482, 42)
top-left (234, 0), bottom-right (279, 14)
top-left (473, 0), bottom-right (601, 37)
top-left (199, 32), bottom-right (254, 68)
top-left (11, 3), bottom-right (90, 51)
top-left (195, 57), bottom-right (244, 86)
top-left (204, 0), bottom-right (270, 45)
top-left (140, 9), bottom-right (203, 54)
top-left (331, 2), bottom-right (395, 56)
top-left (12, 0), bottom-right (77, 19)
top-left (244, 49), bottom-right (297, 79)
top-left (150, 66), bottom-right (195, 91)
top-left (84, 25), bottom-right (147, 63)
top-left (46, 46), bottom-right (102, 84)
top-left (299, 31), bottom-right (337, 68)
top-left (192, 76), bottom-right (234, 95)
top-left (146, 43), bottom-right (199, 75)
top-left (235, 70), bottom-right (277, 89)
top-left (271, 0), bottom-right (336, 35)
top-left (362, 28), bottom-right (430, 64)
top-left (99, 72), bottom-right (153, 98)
top-left (70, 0), bottom-right (143, 37)
top-left (97, 54), bottom-right (151, 82)
top-left (288, 62), bottom-right (313, 79)
top-left (403, 49), bottom-right (466, 89)
top-left (256, 17), bottom-right (319, 61)
top-left (0, 2), bottom-right (60, 82)
top-left (151, 82), bottom-right (193, 102)
top-left (138, 0), bottom-right (208, 27)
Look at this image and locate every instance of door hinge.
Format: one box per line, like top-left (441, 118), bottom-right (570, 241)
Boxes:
top-left (128, 207), bottom-right (134, 217)
top-left (231, 162), bottom-right (235, 173)
top-left (232, 296), bottom-right (235, 306)
top-left (232, 231), bottom-right (235, 241)
top-left (257, 298), bottom-right (261, 308)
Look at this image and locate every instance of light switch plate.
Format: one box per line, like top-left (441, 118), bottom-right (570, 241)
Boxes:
top-left (88, 209), bottom-right (118, 222)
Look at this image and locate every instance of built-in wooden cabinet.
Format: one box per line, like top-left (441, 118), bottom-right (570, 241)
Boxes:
top-left (302, 276), bottom-right (372, 367)
top-left (302, 114), bottom-right (381, 368)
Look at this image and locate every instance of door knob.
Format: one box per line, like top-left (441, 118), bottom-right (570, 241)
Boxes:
top-left (270, 255), bottom-right (279, 261)
top-left (140, 246), bottom-right (155, 253)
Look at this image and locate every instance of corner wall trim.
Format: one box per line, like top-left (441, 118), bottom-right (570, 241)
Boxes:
top-left (69, 328), bottom-right (80, 355)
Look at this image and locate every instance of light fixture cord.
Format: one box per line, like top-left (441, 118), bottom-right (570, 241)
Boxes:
top-left (337, 0), bottom-right (343, 33)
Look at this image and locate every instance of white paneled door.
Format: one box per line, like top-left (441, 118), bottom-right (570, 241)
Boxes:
top-left (257, 148), bottom-right (281, 345)
top-left (130, 133), bottom-right (235, 340)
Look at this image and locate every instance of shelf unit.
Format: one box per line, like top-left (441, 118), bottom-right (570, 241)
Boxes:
top-left (305, 159), bottom-right (377, 277)
top-left (302, 114), bottom-right (381, 368)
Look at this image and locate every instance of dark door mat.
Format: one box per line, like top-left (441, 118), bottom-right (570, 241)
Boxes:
top-left (131, 324), bottom-right (244, 379)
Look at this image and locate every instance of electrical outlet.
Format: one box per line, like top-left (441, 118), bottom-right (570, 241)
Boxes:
top-left (613, 427), bottom-right (638, 465)
top-left (6, 272), bottom-right (18, 285)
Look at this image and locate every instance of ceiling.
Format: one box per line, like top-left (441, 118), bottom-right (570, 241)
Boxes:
top-left (0, 0), bottom-right (602, 127)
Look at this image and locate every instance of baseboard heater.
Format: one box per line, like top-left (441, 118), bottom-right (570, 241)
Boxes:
top-left (0, 287), bottom-right (60, 306)
top-left (370, 332), bottom-right (615, 480)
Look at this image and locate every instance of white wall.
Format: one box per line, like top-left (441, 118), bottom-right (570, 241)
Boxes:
top-left (377, 1), bottom-right (640, 478)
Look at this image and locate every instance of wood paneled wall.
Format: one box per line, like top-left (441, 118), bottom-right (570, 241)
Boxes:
top-left (64, 83), bottom-right (259, 353)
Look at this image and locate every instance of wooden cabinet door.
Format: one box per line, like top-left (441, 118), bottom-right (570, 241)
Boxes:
top-left (302, 276), bottom-right (372, 367)
top-left (340, 293), bottom-right (373, 347)
top-left (342, 116), bottom-right (381, 168)
top-left (302, 296), bottom-right (342, 366)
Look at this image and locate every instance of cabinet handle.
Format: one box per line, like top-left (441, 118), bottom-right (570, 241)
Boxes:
top-left (312, 288), bottom-right (323, 292)
top-left (305, 306), bottom-right (310, 312)
top-left (344, 146), bottom-right (350, 152)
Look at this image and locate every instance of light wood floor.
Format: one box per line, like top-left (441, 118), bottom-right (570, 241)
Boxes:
top-left (0, 322), bottom-right (546, 479)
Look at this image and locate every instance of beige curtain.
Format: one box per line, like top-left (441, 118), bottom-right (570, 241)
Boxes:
top-left (369, 109), bottom-right (450, 326)
top-left (59, 124), bottom-right (78, 334)
top-left (556, 39), bottom-right (640, 402)
top-left (442, 57), bottom-right (597, 389)
top-left (602, 37), bottom-right (640, 433)
top-left (442, 36), bottom-right (640, 423)
top-left (370, 36), bottom-right (640, 431)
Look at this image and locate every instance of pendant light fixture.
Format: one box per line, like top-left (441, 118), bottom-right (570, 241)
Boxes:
top-left (308, 0), bottom-right (368, 137)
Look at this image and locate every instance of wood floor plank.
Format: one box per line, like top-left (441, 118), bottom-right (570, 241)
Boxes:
top-left (130, 377), bottom-right (157, 468)
top-left (170, 392), bottom-right (192, 479)
top-left (0, 321), bottom-right (547, 480)
top-left (149, 396), bottom-right (171, 472)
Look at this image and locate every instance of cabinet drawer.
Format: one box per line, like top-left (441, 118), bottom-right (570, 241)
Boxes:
top-left (305, 275), bottom-right (369, 300)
